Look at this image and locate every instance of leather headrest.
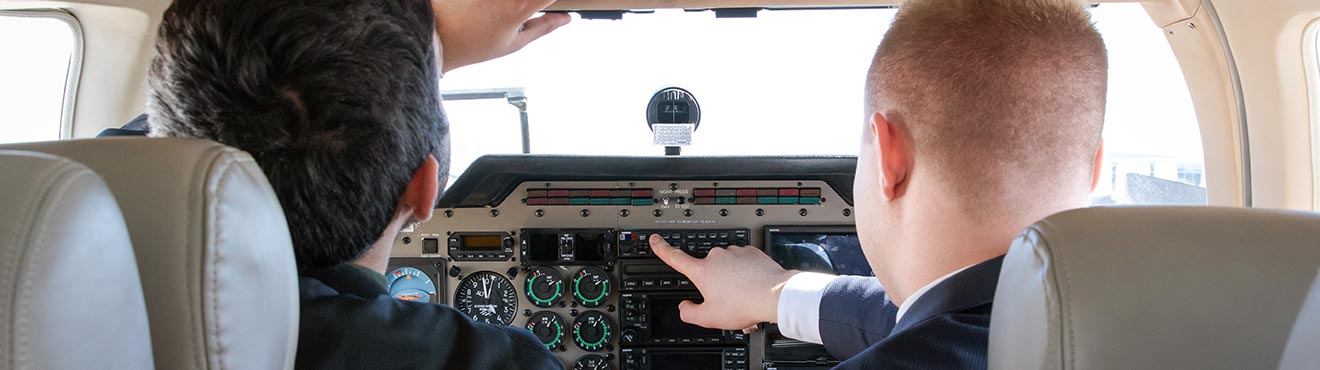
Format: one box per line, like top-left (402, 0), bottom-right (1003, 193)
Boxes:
top-left (0, 150), bottom-right (154, 369)
top-left (0, 139), bottom-right (299, 370)
top-left (988, 207), bottom-right (1320, 370)
top-left (1279, 270), bottom-right (1320, 370)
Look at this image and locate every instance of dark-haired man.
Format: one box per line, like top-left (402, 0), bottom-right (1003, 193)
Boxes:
top-left (651, 0), bottom-right (1107, 368)
top-left (146, 0), bottom-right (569, 368)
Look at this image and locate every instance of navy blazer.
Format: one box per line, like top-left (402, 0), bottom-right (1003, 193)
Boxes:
top-left (297, 264), bottom-right (563, 370)
top-left (819, 256), bottom-right (1005, 369)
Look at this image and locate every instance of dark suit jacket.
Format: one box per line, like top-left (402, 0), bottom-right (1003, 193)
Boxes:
top-left (297, 264), bottom-right (562, 370)
top-left (819, 256), bottom-right (1005, 369)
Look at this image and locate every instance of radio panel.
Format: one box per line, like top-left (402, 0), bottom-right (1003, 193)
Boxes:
top-left (619, 229), bottom-right (749, 258)
top-left (447, 232), bottom-right (515, 261)
top-left (621, 346), bottom-right (750, 370)
top-left (620, 291), bottom-right (748, 346)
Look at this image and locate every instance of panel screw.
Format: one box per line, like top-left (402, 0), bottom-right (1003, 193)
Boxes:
top-left (719, 209), bottom-right (729, 217)
top-left (580, 209), bottom-right (591, 217)
top-left (755, 209), bottom-right (765, 217)
top-left (799, 208), bottom-right (809, 217)
top-left (620, 209), bottom-right (630, 217)
top-left (669, 183), bottom-right (679, 191)
top-left (843, 209), bottom-right (852, 217)
top-left (444, 210), bottom-right (454, 218)
top-left (402, 236), bottom-right (412, 244)
top-left (653, 209), bottom-right (663, 217)
top-left (534, 209), bottom-right (545, 217)
top-left (683, 209), bottom-right (693, 217)
top-left (490, 209), bottom-right (500, 218)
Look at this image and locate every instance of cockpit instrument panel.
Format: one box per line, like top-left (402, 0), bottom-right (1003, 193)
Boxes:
top-left (391, 156), bottom-right (861, 370)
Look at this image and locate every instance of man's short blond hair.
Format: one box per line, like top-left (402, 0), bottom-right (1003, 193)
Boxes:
top-left (868, 0), bottom-right (1107, 215)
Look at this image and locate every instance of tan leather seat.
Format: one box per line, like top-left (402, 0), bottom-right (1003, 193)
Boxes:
top-left (0, 138), bottom-right (299, 370)
top-left (989, 207), bottom-right (1320, 370)
top-left (1279, 270), bottom-right (1320, 370)
top-left (0, 150), bottom-right (154, 370)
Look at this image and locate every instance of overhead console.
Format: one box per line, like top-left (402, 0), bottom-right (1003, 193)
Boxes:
top-left (391, 155), bottom-right (866, 370)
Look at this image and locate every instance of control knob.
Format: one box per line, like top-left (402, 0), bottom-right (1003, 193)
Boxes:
top-left (620, 328), bottom-right (639, 344)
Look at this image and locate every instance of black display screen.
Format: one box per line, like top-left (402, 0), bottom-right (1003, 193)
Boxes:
top-left (526, 233), bottom-right (559, 262)
top-left (573, 232), bottom-right (607, 262)
top-left (768, 231), bottom-right (872, 276)
top-left (652, 353), bottom-right (722, 370)
top-left (652, 298), bottom-right (720, 338)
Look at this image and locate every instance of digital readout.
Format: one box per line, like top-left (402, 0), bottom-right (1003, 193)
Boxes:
top-left (461, 235), bottom-right (504, 249)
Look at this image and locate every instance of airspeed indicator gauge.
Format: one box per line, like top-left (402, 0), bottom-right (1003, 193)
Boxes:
top-left (454, 271), bottom-right (519, 326)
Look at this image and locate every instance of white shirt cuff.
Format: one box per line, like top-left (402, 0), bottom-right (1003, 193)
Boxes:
top-left (776, 272), bottom-right (839, 345)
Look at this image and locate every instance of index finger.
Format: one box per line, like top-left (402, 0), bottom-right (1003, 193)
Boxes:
top-left (650, 234), bottom-right (701, 276)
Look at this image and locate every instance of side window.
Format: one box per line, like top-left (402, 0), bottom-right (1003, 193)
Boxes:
top-left (1090, 5), bottom-right (1208, 206)
top-left (0, 11), bottom-right (81, 144)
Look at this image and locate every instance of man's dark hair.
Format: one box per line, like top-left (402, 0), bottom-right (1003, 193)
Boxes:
top-left (147, 0), bottom-right (449, 269)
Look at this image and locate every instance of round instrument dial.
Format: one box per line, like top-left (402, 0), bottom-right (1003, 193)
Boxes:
top-left (525, 267), bottom-right (564, 308)
top-left (573, 354), bottom-right (611, 370)
top-left (572, 310), bottom-right (612, 352)
top-left (524, 311), bottom-right (566, 349)
top-left (573, 267), bottom-right (611, 308)
top-left (386, 267), bottom-right (435, 303)
top-left (454, 271), bottom-right (519, 326)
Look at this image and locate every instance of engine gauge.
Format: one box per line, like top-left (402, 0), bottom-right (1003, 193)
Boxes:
top-left (386, 267), bottom-right (435, 302)
top-left (454, 271), bottom-right (519, 326)
top-left (573, 267), bottom-right (611, 308)
top-left (525, 311), bottom-right (566, 349)
top-left (573, 354), bottom-right (611, 370)
top-left (525, 267), bottom-right (565, 308)
top-left (572, 310), bottom-right (613, 352)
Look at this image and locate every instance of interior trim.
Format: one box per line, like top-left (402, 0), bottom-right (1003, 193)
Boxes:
top-left (1201, 0), bottom-right (1252, 207)
top-left (0, 9), bottom-right (84, 140)
top-left (1305, 19), bottom-right (1320, 210)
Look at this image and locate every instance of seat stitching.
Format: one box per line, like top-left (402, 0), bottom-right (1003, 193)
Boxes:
top-left (188, 146), bottom-right (228, 370)
top-left (16, 163), bottom-right (85, 369)
top-left (1052, 222), bottom-right (1075, 370)
top-left (206, 152), bottom-right (242, 370)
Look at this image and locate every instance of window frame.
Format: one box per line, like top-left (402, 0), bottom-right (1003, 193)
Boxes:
top-left (0, 9), bottom-right (84, 140)
top-left (1307, 19), bottom-right (1320, 210)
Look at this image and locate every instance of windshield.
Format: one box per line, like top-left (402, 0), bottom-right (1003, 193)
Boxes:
top-left (440, 9), bottom-right (892, 161)
top-left (440, 5), bottom-right (1205, 205)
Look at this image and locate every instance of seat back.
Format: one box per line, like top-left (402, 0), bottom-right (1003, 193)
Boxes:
top-left (989, 207), bottom-right (1320, 370)
top-left (0, 150), bottom-right (154, 370)
top-left (0, 138), bottom-right (299, 370)
top-left (1279, 270), bottom-right (1320, 370)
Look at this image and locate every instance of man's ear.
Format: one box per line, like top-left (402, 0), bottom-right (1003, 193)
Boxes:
top-left (401, 155), bottom-right (440, 222)
top-left (870, 112), bottom-right (913, 201)
top-left (1090, 140), bottom-right (1105, 192)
